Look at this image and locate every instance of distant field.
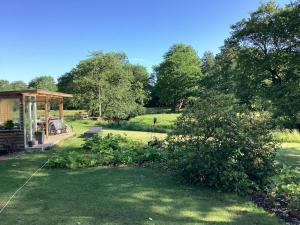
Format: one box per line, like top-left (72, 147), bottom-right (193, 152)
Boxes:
top-left (144, 107), bottom-right (172, 114)
top-left (52, 110), bottom-right (300, 142)
top-left (102, 113), bottom-right (180, 133)
top-left (67, 118), bottom-right (166, 143)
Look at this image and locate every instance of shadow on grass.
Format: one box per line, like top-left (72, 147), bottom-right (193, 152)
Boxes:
top-left (0, 151), bottom-right (282, 225)
top-left (277, 144), bottom-right (300, 170)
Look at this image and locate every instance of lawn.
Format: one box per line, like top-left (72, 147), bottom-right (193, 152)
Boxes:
top-left (277, 142), bottom-right (300, 171)
top-left (102, 113), bottom-right (180, 133)
top-left (0, 119), bottom-right (284, 225)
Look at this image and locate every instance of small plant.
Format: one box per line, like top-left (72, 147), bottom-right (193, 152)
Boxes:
top-left (47, 134), bottom-right (165, 169)
top-left (267, 165), bottom-right (300, 213)
top-left (4, 120), bottom-right (14, 129)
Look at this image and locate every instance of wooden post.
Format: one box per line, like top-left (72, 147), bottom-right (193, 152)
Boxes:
top-left (59, 98), bottom-right (64, 122)
top-left (45, 97), bottom-right (49, 139)
top-left (32, 96), bottom-right (37, 135)
top-left (22, 95), bottom-right (26, 148)
top-left (28, 98), bottom-right (32, 141)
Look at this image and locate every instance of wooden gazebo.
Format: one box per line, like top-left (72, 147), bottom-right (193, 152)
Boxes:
top-left (0, 89), bottom-right (73, 152)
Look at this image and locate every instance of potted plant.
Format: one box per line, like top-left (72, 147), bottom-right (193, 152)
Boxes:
top-left (4, 120), bottom-right (14, 129)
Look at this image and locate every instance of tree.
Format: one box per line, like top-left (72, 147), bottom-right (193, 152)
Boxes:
top-left (0, 80), bottom-right (10, 91)
top-left (154, 44), bottom-right (201, 111)
top-left (29, 75), bottom-right (57, 91)
top-left (228, 1), bottom-right (300, 128)
top-left (9, 81), bottom-right (27, 90)
top-left (201, 51), bottom-right (215, 75)
top-left (60, 51), bottom-right (147, 120)
top-left (57, 72), bottom-right (77, 109)
top-left (127, 64), bottom-right (149, 90)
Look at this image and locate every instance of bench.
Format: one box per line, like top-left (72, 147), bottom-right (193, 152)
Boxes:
top-left (75, 112), bottom-right (89, 120)
top-left (84, 127), bottom-right (102, 138)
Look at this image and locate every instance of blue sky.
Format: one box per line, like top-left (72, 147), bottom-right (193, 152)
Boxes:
top-left (0, 0), bottom-right (290, 82)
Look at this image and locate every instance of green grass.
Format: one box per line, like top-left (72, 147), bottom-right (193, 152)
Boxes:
top-left (0, 119), bottom-right (283, 225)
top-left (277, 142), bottom-right (300, 171)
top-left (103, 113), bottom-right (180, 133)
top-left (273, 130), bottom-right (300, 143)
top-left (68, 119), bottom-right (166, 143)
top-left (144, 107), bottom-right (172, 114)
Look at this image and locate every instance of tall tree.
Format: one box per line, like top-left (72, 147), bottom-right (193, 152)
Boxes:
top-left (200, 48), bottom-right (238, 95)
top-left (201, 51), bottom-right (216, 75)
top-left (154, 44), bottom-right (201, 111)
top-left (29, 75), bottom-right (57, 91)
top-left (228, 1), bottom-right (300, 127)
top-left (127, 64), bottom-right (149, 90)
top-left (60, 51), bottom-right (147, 119)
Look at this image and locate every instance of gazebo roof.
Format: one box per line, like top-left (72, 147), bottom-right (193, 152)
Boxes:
top-left (0, 89), bottom-right (73, 98)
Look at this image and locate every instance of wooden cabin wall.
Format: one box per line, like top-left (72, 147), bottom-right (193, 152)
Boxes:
top-left (0, 95), bottom-right (25, 152)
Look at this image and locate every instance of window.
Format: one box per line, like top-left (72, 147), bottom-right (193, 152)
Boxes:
top-left (0, 98), bottom-right (21, 129)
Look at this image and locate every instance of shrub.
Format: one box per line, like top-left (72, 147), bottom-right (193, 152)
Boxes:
top-left (48, 151), bottom-right (83, 169)
top-left (268, 165), bottom-right (300, 213)
top-left (4, 120), bottom-right (14, 129)
top-left (47, 134), bottom-right (164, 169)
top-left (167, 91), bottom-right (278, 194)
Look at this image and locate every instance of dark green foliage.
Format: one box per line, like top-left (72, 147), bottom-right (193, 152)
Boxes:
top-left (167, 91), bottom-right (278, 194)
top-left (199, 1), bottom-right (300, 129)
top-left (4, 120), bottom-right (14, 129)
top-left (228, 1), bottom-right (300, 128)
top-left (267, 165), bottom-right (300, 216)
top-left (154, 44), bottom-right (201, 111)
top-left (47, 134), bottom-right (163, 169)
top-left (57, 51), bottom-right (148, 119)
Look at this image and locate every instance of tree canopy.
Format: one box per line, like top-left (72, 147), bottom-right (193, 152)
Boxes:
top-left (58, 51), bottom-right (148, 120)
top-left (154, 44), bottom-right (201, 111)
top-left (29, 75), bottom-right (57, 91)
top-left (198, 1), bottom-right (300, 128)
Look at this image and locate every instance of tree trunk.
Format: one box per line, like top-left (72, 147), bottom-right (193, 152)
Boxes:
top-left (269, 68), bottom-right (282, 84)
top-left (178, 100), bottom-right (184, 110)
top-left (98, 84), bottom-right (102, 118)
top-left (172, 99), bottom-right (177, 112)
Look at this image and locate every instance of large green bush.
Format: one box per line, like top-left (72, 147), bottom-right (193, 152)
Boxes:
top-left (167, 91), bottom-right (278, 193)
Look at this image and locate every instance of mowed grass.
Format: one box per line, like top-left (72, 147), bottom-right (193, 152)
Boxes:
top-left (68, 119), bottom-right (166, 143)
top-left (103, 113), bottom-right (180, 133)
top-left (277, 142), bottom-right (300, 171)
top-left (0, 119), bottom-right (283, 225)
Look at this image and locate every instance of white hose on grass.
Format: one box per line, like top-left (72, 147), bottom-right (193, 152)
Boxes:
top-left (0, 160), bottom-right (48, 215)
